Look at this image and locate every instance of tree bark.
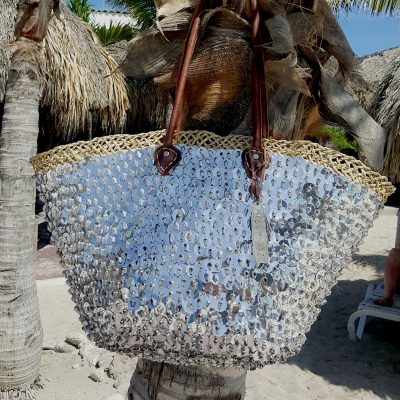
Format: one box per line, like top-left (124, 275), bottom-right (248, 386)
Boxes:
top-left (129, 359), bottom-right (247, 400)
top-left (0, 49), bottom-right (43, 398)
top-left (319, 69), bottom-right (386, 172)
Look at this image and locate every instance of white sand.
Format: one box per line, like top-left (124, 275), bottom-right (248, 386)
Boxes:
top-left (36, 207), bottom-right (400, 400)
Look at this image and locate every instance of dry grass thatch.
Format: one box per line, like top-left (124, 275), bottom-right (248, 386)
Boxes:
top-left (342, 47), bottom-right (400, 110)
top-left (122, 0), bottom-right (355, 140)
top-left (0, 1), bottom-right (130, 144)
top-left (370, 55), bottom-right (400, 184)
top-left (122, 0), bottom-right (392, 172)
top-left (41, 3), bottom-right (130, 143)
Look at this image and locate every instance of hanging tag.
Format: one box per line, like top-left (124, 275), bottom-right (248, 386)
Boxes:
top-left (251, 202), bottom-right (269, 264)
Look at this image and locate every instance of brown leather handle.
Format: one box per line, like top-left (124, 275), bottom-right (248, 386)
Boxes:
top-left (154, 0), bottom-right (204, 175)
top-left (242, 0), bottom-right (270, 200)
top-left (155, 0), bottom-right (271, 195)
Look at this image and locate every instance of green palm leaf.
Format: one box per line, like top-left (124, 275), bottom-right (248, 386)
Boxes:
top-left (67, 0), bottom-right (92, 22)
top-left (106, 0), bottom-right (156, 29)
top-left (327, 0), bottom-right (400, 14)
top-left (92, 22), bottom-right (136, 45)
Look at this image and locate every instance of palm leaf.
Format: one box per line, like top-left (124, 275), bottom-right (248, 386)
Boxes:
top-left (67, 0), bottom-right (92, 22)
top-left (106, 0), bottom-right (156, 29)
top-left (92, 21), bottom-right (136, 45)
top-left (327, 0), bottom-right (400, 15)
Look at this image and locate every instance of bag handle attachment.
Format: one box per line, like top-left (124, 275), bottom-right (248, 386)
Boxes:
top-left (154, 0), bottom-right (271, 201)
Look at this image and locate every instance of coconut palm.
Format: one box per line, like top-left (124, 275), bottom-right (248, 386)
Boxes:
top-left (67, 0), bottom-right (137, 47)
top-left (1, 3), bottom-right (129, 149)
top-left (122, 0), bottom-right (388, 171)
top-left (0, 1), bottom-right (57, 397)
top-left (0, 1), bottom-right (129, 398)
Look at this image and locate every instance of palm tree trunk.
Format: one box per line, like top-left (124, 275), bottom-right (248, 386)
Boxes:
top-left (129, 359), bottom-right (247, 400)
top-left (319, 69), bottom-right (386, 172)
top-left (0, 44), bottom-right (43, 399)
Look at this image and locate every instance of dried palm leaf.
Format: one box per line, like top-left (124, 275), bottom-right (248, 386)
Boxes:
top-left (41, 3), bottom-right (129, 143)
top-left (370, 55), bottom-right (400, 183)
top-left (1, 1), bottom-right (129, 143)
top-left (122, 0), bottom-right (364, 152)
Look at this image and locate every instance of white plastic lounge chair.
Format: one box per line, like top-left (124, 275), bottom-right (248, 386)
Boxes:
top-left (348, 282), bottom-right (400, 341)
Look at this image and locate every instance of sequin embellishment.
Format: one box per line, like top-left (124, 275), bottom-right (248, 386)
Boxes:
top-left (36, 145), bottom-right (382, 368)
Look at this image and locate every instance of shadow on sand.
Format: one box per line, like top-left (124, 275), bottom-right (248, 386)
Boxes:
top-left (352, 254), bottom-right (388, 272)
top-left (288, 278), bottom-right (400, 399)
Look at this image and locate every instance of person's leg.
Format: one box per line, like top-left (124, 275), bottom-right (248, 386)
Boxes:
top-left (395, 209), bottom-right (400, 250)
top-left (374, 248), bottom-right (400, 307)
top-left (374, 211), bottom-right (400, 307)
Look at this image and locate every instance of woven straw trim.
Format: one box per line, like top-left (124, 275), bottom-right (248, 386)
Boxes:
top-left (31, 130), bottom-right (395, 202)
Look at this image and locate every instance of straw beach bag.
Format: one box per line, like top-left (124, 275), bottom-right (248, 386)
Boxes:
top-left (32, 0), bottom-right (394, 369)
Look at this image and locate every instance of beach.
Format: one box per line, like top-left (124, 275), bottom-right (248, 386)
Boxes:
top-left (36, 206), bottom-right (400, 400)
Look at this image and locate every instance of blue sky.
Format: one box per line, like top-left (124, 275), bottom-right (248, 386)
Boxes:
top-left (91, 0), bottom-right (399, 56)
top-left (338, 9), bottom-right (399, 56)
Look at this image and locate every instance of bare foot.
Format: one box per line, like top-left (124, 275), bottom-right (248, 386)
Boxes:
top-left (374, 298), bottom-right (393, 307)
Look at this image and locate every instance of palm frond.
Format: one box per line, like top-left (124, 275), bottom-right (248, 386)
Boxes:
top-left (67, 0), bottom-right (92, 22)
top-left (326, 0), bottom-right (400, 15)
top-left (92, 22), bottom-right (136, 45)
top-left (106, 0), bottom-right (156, 29)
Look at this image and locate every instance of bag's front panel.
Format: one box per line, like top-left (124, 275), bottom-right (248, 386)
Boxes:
top-left (37, 144), bottom-right (382, 368)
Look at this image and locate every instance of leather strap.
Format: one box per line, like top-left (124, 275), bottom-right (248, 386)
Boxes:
top-left (241, 0), bottom-right (270, 200)
top-left (154, 0), bottom-right (204, 175)
top-left (154, 0), bottom-right (271, 200)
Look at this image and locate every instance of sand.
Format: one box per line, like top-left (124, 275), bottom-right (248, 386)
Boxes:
top-left (35, 206), bottom-right (400, 400)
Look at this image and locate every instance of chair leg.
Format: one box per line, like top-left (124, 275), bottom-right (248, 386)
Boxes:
top-left (348, 311), bottom-right (358, 342)
top-left (355, 314), bottom-right (367, 340)
top-left (348, 284), bottom-right (375, 341)
top-left (348, 310), bottom-right (369, 342)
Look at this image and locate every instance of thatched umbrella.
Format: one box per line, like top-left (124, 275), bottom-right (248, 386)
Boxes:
top-left (41, 3), bottom-right (130, 145)
top-left (340, 47), bottom-right (400, 110)
top-left (1, 2), bottom-right (130, 149)
top-left (370, 54), bottom-right (400, 184)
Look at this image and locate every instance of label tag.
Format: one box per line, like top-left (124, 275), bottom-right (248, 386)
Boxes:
top-left (251, 202), bottom-right (269, 264)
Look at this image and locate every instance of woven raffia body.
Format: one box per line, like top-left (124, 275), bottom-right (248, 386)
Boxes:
top-left (33, 131), bottom-right (394, 368)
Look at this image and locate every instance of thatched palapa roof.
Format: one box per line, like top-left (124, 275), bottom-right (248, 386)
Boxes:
top-left (41, 3), bottom-right (130, 144)
top-left (343, 47), bottom-right (400, 109)
top-left (370, 55), bottom-right (400, 184)
top-left (0, 1), bottom-right (130, 146)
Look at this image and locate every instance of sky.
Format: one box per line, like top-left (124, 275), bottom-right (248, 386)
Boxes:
top-left (91, 0), bottom-right (400, 56)
top-left (338, 9), bottom-right (400, 56)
